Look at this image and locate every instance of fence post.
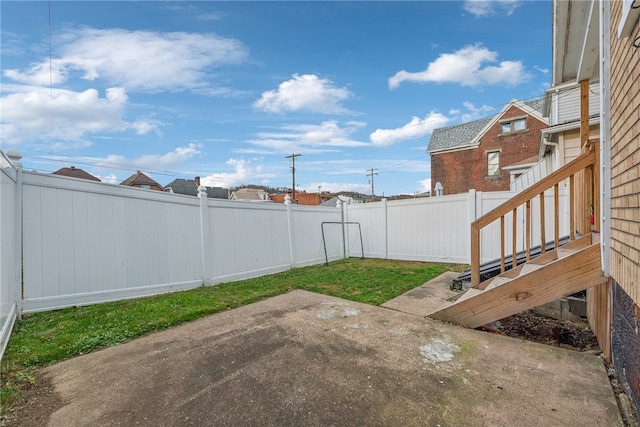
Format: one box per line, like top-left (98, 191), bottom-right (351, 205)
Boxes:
top-left (284, 195), bottom-right (295, 268)
top-left (7, 149), bottom-right (23, 319)
top-left (198, 185), bottom-right (211, 285)
top-left (468, 189), bottom-right (478, 222)
top-left (337, 200), bottom-right (346, 259)
top-left (382, 198), bottom-right (388, 259)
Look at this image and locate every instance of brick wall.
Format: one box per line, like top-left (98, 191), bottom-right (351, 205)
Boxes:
top-left (610, 0), bottom-right (640, 417)
top-left (431, 105), bottom-right (546, 195)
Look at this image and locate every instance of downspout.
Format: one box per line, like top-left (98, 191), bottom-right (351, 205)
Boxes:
top-left (599, 0), bottom-right (611, 276)
top-left (541, 133), bottom-right (560, 171)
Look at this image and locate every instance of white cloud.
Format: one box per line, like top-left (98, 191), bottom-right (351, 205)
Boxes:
top-left (459, 101), bottom-right (495, 122)
top-left (95, 173), bottom-right (118, 185)
top-left (0, 85), bottom-right (158, 144)
top-left (417, 178), bottom-right (431, 194)
top-left (463, 0), bottom-right (521, 17)
top-left (389, 44), bottom-right (529, 89)
top-left (94, 144), bottom-right (201, 170)
top-left (3, 27), bottom-right (248, 93)
top-left (200, 158), bottom-right (275, 188)
top-left (534, 65), bottom-right (549, 74)
top-left (254, 74), bottom-right (353, 114)
top-left (370, 112), bottom-right (449, 146)
top-left (248, 120), bottom-right (368, 153)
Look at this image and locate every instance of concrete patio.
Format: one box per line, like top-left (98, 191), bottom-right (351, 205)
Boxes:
top-left (11, 279), bottom-right (623, 426)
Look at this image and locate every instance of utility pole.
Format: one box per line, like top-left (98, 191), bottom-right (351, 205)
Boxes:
top-left (286, 153), bottom-right (302, 202)
top-left (366, 168), bottom-right (378, 202)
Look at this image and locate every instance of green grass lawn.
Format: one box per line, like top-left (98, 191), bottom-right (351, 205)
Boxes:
top-left (0, 258), bottom-right (466, 413)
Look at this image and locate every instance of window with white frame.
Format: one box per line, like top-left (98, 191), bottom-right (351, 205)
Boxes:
top-left (487, 151), bottom-right (500, 176)
top-left (500, 117), bottom-right (526, 134)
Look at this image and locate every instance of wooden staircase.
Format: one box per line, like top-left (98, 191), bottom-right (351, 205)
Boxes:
top-left (427, 233), bottom-right (607, 328)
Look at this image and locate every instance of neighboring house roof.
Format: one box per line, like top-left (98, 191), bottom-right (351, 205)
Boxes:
top-left (120, 170), bottom-right (164, 190)
top-left (320, 195), bottom-right (364, 207)
top-left (164, 178), bottom-right (227, 199)
top-left (428, 117), bottom-right (493, 152)
top-left (229, 187), bottom-right (271, 201)
top-left (427, 98), bottom-right (546, 154)
top-left (52, 166), bottom-right (101, 182)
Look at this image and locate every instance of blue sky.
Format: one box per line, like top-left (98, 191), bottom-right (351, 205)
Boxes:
top-left (1, 0), bottom-right (551, 196)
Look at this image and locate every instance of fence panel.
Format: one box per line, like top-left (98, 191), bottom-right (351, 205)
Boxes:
top-left (387, 195), bottom-right (469, 263)
top-left (21, 172), bottom-right (203, 312)
top-left (290, 204), bottom-right (342, 266)
top-left (0, 153), bottom-right (19, 360)
top-left (345, 201), bottom-right (386, 258)
top-left (206, 199), bottom-right (292, 283)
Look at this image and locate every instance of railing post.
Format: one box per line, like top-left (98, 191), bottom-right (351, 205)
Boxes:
top-left (198, 185), bottom-right (211, 285)
top-left (471, 226), bottom-right (480, 286)
top-left (469, 189), bottom-right (480, 286)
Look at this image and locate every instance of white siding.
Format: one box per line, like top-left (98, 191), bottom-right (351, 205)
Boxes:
top-left (549, 81), bottom-right (600, 125)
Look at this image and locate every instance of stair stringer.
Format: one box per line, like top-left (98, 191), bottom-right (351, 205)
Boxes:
top-left (427, 243), bottom-right (607, 328)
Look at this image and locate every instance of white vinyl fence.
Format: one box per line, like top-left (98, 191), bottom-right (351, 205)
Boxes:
top-left (0, 149), bottom-right (570, 362)
top-left (0, 152), bottom-right (21, 360)
top-left (347, 188), bottom-right (569, 264)
top-left (20, 171), bottom-right (343, 314)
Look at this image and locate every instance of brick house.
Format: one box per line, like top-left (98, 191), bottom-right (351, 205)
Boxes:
top-left (427, 99), bottom-right (548, 195)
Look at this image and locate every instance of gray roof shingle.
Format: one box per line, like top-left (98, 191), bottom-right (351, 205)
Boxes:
top-left (164, 178), bottom-right (227, 199)
top-left (427, 117), bottom-right (492, 152)
top-left (427, 98), bottom-right (545, 153)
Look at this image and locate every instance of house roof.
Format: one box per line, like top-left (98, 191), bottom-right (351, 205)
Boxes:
top-left (164, 178), bottom-right (227, 199)
top-left (120, 170), bottom-right (163, 188)
top-left (427, 117), bottom-right (493, 152)
top-left (230, 187), bottom-right (270, 201)
top-left (52, 166), bottom-right (101, 182)
top-left (427, 98), bottom-right (546, 154)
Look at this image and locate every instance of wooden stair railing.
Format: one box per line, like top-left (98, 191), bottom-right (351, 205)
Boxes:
top-left (470, 141), bottom-right (599, 287)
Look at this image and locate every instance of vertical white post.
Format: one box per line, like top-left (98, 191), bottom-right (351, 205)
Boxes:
top-left (284, 195), bottom-right (295, 268)
top-left (468, 189), bottom-right (477, 222)
top-left (7, 149), bottom-right (23, 319)
top-left (343, 198), bottom-right (350, 258)
top-left (599, 0), bottom-right (611, 276)
top-left (337, 200), bottom-right (346, 259)
top-left (382, 198), bottom-right (388, 259)
top-left (198, 185), bottom-right (211, 285)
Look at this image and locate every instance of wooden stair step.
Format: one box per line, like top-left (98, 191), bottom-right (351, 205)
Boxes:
top-left (428, 241), bottom-right (606, 328)
top-left (456, 288), bottom-right (483, 303)
top-left (519, 263), bottom-right (543, 275)
top-left (556, 248), bottom-right (575, 259)
top-left (485, 276), bottom-right (512, 290)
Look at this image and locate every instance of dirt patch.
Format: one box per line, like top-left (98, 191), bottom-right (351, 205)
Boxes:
top-left (486, 310), bottom-right (600, 352)
top-left (1, 373), bottom-right (61, 427)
